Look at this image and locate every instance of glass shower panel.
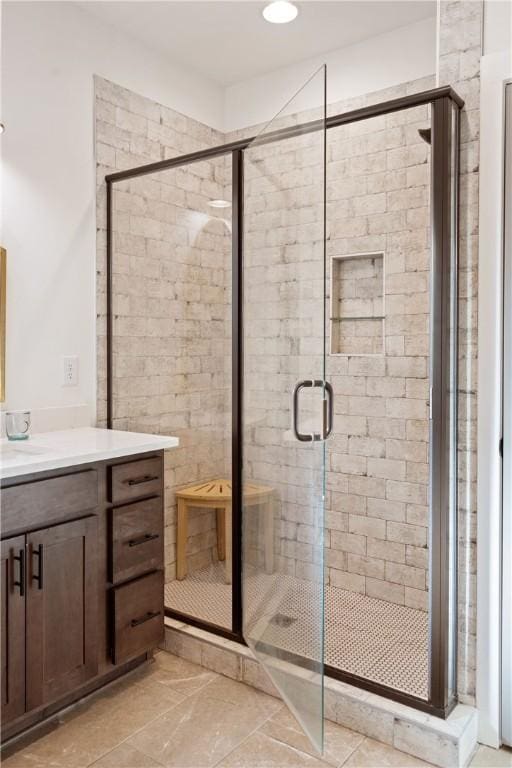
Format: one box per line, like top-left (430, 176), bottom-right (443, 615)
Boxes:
top-left (110, 154), bottom-right (233, 631)
top-left (325, 105), bottom-right (432, 699)
top-left (242, 66), bottom-right (327, 752)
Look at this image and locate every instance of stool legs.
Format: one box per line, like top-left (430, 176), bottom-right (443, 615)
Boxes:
top-left (216, 507), bottom-right (226, 561)
top-left (176, 498), bottom-right (188, 580)
top-left (174, 489), bottom-right (272, 584)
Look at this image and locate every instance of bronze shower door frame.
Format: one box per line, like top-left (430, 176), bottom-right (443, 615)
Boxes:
top-left (105, 86), bottom-right (463, 718)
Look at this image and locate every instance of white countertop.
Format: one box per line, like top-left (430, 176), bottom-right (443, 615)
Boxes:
top-left (0, 427), bottom-right (179, 480)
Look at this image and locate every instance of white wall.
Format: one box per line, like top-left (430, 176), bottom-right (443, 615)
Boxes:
top-left (483, 0), bottom-right (512, 55)
top-left (223, 16), bottom-right (437, 132)
top-left (0, 1), bottom-right (223, 426)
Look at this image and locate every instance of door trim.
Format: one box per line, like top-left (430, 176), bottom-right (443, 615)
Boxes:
top-left (475, 56), bottom-right (511, 748)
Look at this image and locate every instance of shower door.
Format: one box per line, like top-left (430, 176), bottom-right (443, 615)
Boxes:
top-left (242, 66), bottom-right (328, 752)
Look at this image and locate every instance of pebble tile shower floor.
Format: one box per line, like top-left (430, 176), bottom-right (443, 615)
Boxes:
top-left (2, 652), bottom-right (439, 768)
top-left (164, 563), bottom-right (429, 699)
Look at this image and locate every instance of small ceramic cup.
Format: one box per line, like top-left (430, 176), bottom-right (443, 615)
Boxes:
top-left (5, 410), bottom-right (31, 441)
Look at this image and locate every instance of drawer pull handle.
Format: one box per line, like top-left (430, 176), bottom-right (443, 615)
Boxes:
top-left (13, 548), bottom-right (25, 597)
top-left (130, 610), bottom-right (161, 628)
top-left (125, 475), bottom-right (159, 487)
top-left (32, 544), bottom-right (43, 590)
top-left (128, 533), bottom-right (160, 548)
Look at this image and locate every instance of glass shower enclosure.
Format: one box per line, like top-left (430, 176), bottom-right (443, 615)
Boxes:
top-left (104, 73), bottom-right (463, 749)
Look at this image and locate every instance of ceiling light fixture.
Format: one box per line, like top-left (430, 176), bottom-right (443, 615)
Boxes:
top-left (263, 0), bottom-right (298, 24)
top-left (0, 123), bottom-right (5, 134)
top-left (208, 199), bottom-right (231, 208)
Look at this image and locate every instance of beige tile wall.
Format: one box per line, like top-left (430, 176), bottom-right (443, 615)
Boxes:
top-left (241, 99), bottom-right (432, 612)
top-left (325, 106), bottom-right (431, 612)
top-left (95, 77), bottom-right (232, 583)
top-left (438, 0), bottom-right (482, 706)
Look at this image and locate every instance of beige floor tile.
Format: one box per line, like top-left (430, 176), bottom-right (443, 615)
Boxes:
top-left (126, 675), bottom-right (282, 767)
top-left (470, 746), bottom-right (512, 768)
top-left (84, 684), bottom-right (186, 735)
top-left (217, 731), bottom-right (330, 768)
top-left (3, 671), bottom-right (185, 768)
top-left (91, 743), bottom-right (165, 767)
top-left (140, 652), bottom-right (219, 696)
top-left (259, 707), bottom-right (364, 767)
top-left (344, 738), bottom-right (435, 768)
top-left (1, 722), bottom-right (108, 768)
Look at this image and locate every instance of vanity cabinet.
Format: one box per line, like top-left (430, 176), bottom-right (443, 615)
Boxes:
top-left (26, 517), bottom-right (98, 710)
top-left (0, 448), bottom-right (166, 743)
top-left (1, 519), bottom-right (98, 720)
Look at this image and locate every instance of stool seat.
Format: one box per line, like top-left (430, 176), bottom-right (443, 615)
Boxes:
top-left (175, 478), bottom-right (274, 585)
top-left (176, 479), bottom-right (273, 503)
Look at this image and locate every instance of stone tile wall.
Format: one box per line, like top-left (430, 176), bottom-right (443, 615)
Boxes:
top-left (240, 95), bottom-right (432, 614)
top-left (438, 0), bottom-right (483, 707)
top-left (95, 77), bottom-right (232, 583)
top-left (325, 105), bottom-right (432, 612)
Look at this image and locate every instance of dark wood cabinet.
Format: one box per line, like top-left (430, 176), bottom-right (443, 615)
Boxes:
top-left (110, 497), bottom-right (163, 584)
top-left (26, 517), bottom-right (98, 710)
top-left (1, 536), bottom-right (26, 725)
top-left (109, 457), bottom-right (162, 504)
top-left (0, 451), bottom-right (165, 743)
top-left (112, 570), bottom-right (164, 665)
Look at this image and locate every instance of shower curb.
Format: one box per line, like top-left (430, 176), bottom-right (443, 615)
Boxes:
top-left (163, 617), bottom-right (478, 767)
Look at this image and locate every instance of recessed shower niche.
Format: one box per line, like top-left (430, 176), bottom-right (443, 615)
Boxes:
top-left (330, 252), bottom-right (384, 355)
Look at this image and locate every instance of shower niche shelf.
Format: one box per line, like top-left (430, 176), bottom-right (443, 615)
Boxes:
top-left (329, 251), bottom-right (385, 356)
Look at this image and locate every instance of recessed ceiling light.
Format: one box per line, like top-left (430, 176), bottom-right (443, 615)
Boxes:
top-left (208, 199), bottom-right (231, 208)
top-left (0, 123), bottom-right (5, 134)
top-left (263, 0), bottom-right (298, 24)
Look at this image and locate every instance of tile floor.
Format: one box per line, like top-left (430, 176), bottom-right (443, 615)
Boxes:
top-left (165, 564), bottom-right (429, 698)
top-left (2, 651), bottom-right (509, 768)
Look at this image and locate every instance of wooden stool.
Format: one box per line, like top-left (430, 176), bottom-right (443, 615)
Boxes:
top-left (175, 478), bottom-right (274, 584)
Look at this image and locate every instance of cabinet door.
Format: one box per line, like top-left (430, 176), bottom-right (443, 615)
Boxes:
top-left (26, 517), bottom-right (98, 710)
top-left (1, 535), bottom-right (26, 724)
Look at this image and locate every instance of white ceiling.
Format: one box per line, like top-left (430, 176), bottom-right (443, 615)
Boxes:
top-left (78, 1), bottom-right (436, 86)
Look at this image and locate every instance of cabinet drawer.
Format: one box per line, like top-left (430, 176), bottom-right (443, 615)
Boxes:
top-left (1, 470), bottom-right (98, 536)
top-left (109, 457), bottom-right (162, 504)
top-left (112, 571), bottom-right (164, 665)
top-left (110, 498), bottom-right (163, 584)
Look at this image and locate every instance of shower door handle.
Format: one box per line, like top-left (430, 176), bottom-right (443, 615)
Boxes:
top-left (292, 380), bottom-right (334, 442)
top-left (323, 381), bottom-right (334, 440)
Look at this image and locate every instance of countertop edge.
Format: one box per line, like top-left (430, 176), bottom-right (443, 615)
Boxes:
top-left (0, 431), bottom-right (179, 482)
